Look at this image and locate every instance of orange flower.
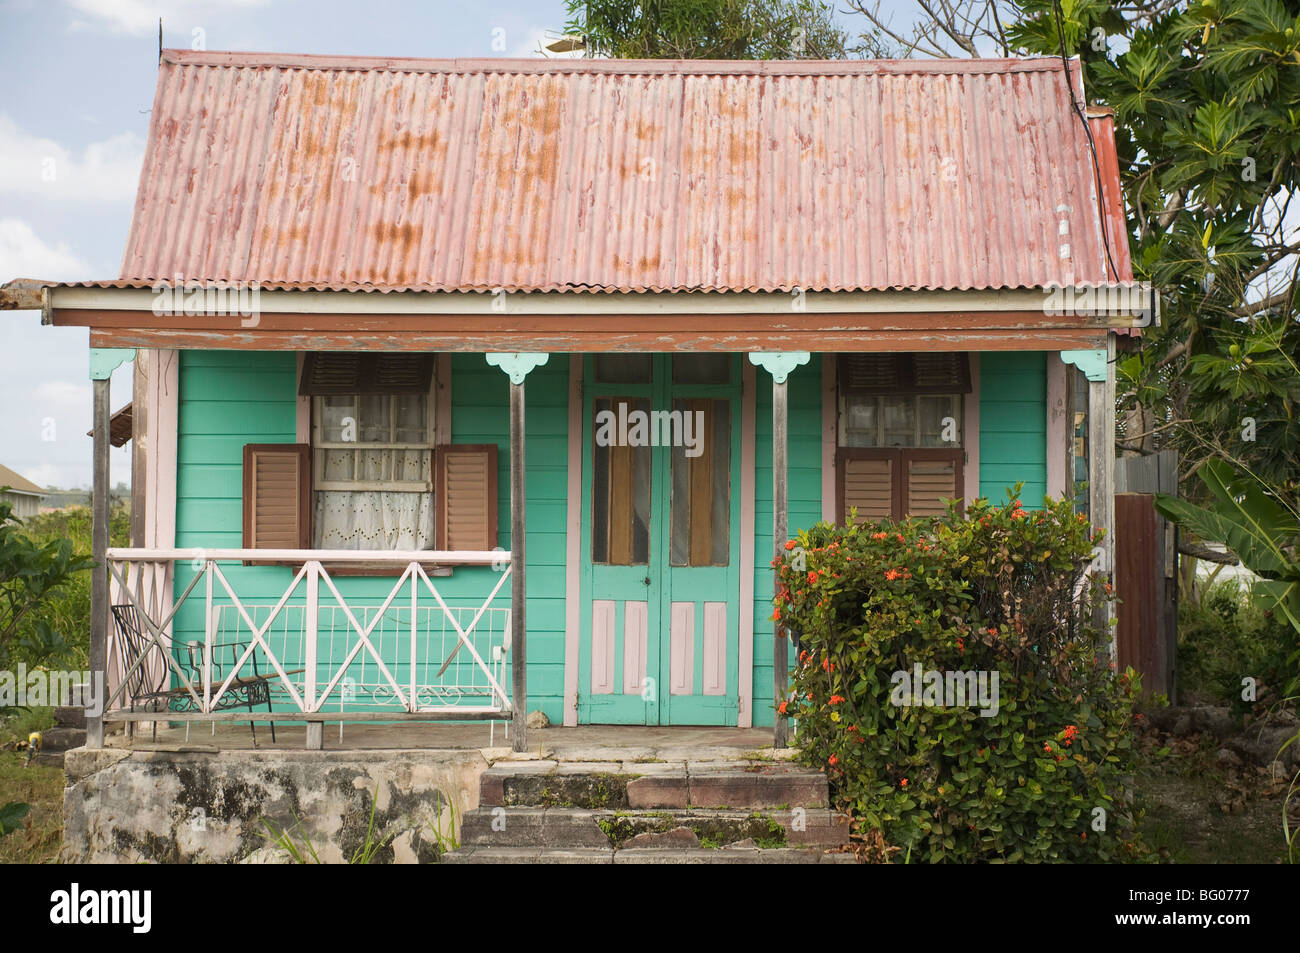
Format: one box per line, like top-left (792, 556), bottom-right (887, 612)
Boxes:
top-left (872, 531), bottom-right (888, 540)
top-left (1043, 742), bottom-right (1053, 753)
top-left (885, 568), bottom-right (901, 581)
top-left (828, 755), bottom-right (838, 766)
top-left (777, 700), bottom-right (788, 715)
top-left (899, 778), bottom-right (908, 788)
top-left (808, 571), bottom-right (820, 584)
top-left (785, 539), bottom-right (797, 551)
top-left (830, 694), bottom-right (845, 705)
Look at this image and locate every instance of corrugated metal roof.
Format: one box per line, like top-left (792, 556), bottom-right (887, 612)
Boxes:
top-left (113, 50), bottom-right (1128, 294)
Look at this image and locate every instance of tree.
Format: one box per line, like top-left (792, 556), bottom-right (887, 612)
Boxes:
top-left (561, 0), bottom-right (857, 59)
top-left (0, 498), bottom-right (96, 711)
top-left (839, 0), bottom-right (1300, 551)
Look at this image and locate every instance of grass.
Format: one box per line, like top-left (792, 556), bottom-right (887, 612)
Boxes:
top-left (1134, 727), bottom-right (1292, 864)
top-left (0, 751), bottom-right (63, 864)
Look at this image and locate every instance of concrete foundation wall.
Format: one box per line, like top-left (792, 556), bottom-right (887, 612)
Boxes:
top-left (63, 748), bottom-right (488, 864)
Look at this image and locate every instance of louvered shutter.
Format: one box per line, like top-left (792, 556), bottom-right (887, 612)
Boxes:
top-left (242, 444), bottom-right (311, 549)
top-left (435, 445), bottom-right (499, 551)
top-left (300, 353), bottom-right (434, 396)
top-left (837, 448), bottom-right (964, 522)
top-left (903, 450), bottom-right (964, 517)
top-left (837, 450), bottom-right (901, 523)
top-left (839, 353), bottom-right (971, 395)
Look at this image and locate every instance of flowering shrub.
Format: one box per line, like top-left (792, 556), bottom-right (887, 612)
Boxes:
top-left (776, 488), bottom-right (1146, 862)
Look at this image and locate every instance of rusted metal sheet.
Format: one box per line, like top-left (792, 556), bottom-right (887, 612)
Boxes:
top-left (104, 50), bottom-right (1129, 295)
top-left (87, 326), bottom-right (1110, 352)
top-left (1114, 492), bottom-right (1175, 697)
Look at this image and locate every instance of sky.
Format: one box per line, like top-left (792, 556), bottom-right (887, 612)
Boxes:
top-left (0, 0), bottom-right (916, 491)
top-left (0, 0), bottom-right (597, 490)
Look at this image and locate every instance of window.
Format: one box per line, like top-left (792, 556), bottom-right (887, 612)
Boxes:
top-left (312, 390), bottom-right (435, 549)
top-left (240, 353), bottom-right (498, 557)
top-left (836, 353), bottom-right (970, 523)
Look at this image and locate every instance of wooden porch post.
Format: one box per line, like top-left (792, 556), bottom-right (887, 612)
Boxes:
top-left (1062, 342), bottom-right (1116, 657)
top-left (509, 379), bottom-right (527, 751)
top-left (486, 353), bottom-right (548, 753)
top-left (88, 348), bottom-right (134, 749)
top-left (748, 352), bottom-right (810, 749)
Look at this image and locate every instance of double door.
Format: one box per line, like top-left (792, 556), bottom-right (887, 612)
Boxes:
top-left (578, 354), bottom-right (741, 725)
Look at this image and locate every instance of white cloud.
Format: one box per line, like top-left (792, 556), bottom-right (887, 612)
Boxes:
top-left (0, 218), bottom-right (91, 280)
top-left (21, 462), bottom-right (73, 491)
top-left (508, 26), bottom-right (587, 59)
top-left (0, 114), bottom-right (143, 202)
top-left (66, 0), bottom-right (269, 37)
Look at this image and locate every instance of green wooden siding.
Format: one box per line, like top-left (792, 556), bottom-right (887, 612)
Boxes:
top-left (172, 350), bottom-right (570, 724)
top-left (978, 352), bottom-right (1047, 508)
top-left (752, 354), bottom-right (823, 728)
top-left (171, 349), bottom-right (1048, 730)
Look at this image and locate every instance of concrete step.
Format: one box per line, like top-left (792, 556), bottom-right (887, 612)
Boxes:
top-left (458, 806), bottom-right (850, 850)
top-left (479, 760), bottom-right (829, 811)
top-left (38, 727), bottom-right (86, 752)
top-left (54, 706), bottom-right (86, 729)
top-left (442, 846), bottom-right (856, 864)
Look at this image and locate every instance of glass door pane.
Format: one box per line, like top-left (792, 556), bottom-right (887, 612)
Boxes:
top-left (592, 397), bottom-right (651, 565)
top-left (669, 398), bottom-right (730, 566)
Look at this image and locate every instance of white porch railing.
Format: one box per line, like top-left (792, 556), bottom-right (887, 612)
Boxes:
top-left (103, 548), bottom-right (513, 724)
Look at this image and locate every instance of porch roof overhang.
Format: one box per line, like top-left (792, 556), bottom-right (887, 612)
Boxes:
top-left (31, 283), bottom-right (1153, 353)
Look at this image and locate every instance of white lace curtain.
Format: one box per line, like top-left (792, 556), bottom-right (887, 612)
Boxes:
top-left (314, 448), bottom-right (434, 549)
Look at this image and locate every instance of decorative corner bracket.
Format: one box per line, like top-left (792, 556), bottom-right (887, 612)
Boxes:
top-left (89, 348), bottom-right (136, 381)
top-left (747, 351), bottom-right (811, 384)
top-left (486, 352), bottom-right (550, 385)
top-left (1060, 349), bottom-right (1106, 383)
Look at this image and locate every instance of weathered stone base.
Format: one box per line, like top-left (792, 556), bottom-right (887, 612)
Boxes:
top-left (62, 747), bottom-right (487, 864)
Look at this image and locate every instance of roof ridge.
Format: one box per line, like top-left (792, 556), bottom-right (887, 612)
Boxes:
top-left (160, 48), bottom-right (1069, 76)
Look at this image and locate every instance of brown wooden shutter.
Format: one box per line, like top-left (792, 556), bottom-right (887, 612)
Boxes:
top-left (837, 448), bottom-right (964, 523)
top-left (839, 353), bottom-right (971, 395)
top-left (435, 444), bottom-right (499, 551)
top-left (300, 352), bottom-right (434, 396)
top-left (837, 449), bottom-right (902, 523)
top-left (902, 449), bottom-right (964, 518)
top-left (242, 444), bottom-right (311, 549)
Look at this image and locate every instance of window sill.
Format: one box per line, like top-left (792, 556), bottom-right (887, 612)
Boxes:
top-left (241, 559), bottom-right (455, 577)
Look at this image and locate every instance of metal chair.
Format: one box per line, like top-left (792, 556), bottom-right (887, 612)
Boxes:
top-left (111, 605), bottom-right (276, 745)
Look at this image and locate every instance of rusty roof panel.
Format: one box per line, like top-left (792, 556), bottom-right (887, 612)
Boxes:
top-left (115, 50), bottom-right (1129, 294)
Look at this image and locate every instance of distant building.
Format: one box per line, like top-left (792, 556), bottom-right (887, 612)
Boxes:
top-left (0, 463), bottom-right (46, 519)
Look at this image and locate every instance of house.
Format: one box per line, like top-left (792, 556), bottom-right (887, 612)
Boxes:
top-left (0, 463), bottom-right (46, 519)
top-left (6, 50), bottom-right (1148, 751)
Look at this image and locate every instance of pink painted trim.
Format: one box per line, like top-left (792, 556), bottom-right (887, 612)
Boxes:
top-left (591, 600), bottom-right (616, 695)
top-left (737, 361), bottom-right (756, 726)
top-left (1046, 352), bottom-right (1068, 498)
top-left (622, 601), bottom-right (648, 695)
top-left (670, 601), bottom-right (695, 695)
top-left (436, 353), bottom-right (453, 446)
top-left (145, 349), bottom-right (179, 551)
top-left (702, 602), bottom-right (727, 696)
top-left (137, 349), bottom-right (178, 733)
top-left (822, 353), bottom-right (837, 522)
top-left (563, 354), bottom-right (582, 724)
top-left (963, 352), bottom-right (981, 505)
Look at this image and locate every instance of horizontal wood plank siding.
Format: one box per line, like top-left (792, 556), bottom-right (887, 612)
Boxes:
top-left (979, 352), bottom-right (1048, 507)
top-left (751, 354), bottom-right (823, 727)
top-left (171, 350), bottom-right (571, 722)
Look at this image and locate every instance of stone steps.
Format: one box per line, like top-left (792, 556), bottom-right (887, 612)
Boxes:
top-left (443, 758), bottom-right (855, 864)
top-left (444, 846), bottom-right (855, 864)
top-left (478, 760), bottom-right (829, 810)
